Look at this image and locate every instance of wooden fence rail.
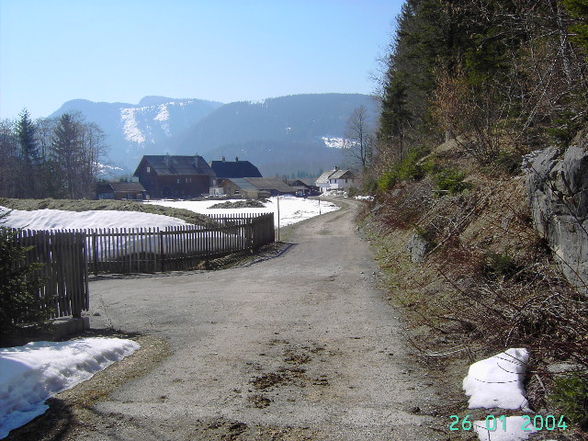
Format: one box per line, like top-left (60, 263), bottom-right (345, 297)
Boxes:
top-left (10, 229), bottom-right (89, 320)
top-left (82, 212), bottom-right (274, 274)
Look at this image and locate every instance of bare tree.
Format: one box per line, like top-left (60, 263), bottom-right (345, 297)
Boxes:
top-left (345, 105), bottom-right (375, 170)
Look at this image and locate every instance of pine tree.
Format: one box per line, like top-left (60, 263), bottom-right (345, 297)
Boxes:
top-left (16, 109), bottom-right (40, 197)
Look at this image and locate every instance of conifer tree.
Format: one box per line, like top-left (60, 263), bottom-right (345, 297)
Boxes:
top-left (16, 109), bottom-right (40, 197)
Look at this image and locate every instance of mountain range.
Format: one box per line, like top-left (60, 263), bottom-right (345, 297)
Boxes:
top-left (49, 93), bottom-right (379, 177)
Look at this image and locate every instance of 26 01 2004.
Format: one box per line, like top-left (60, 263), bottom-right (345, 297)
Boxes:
top-left (449, 414), bottom-right (569, 432)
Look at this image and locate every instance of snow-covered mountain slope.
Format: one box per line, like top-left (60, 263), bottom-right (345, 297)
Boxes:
top-left (49, 93), bottom-right (379, 176)
top-left (50, 97), bottom-right (223, 172)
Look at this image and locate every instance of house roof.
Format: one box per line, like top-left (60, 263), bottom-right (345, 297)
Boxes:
top-left (226, 178), bottom-right (259, 192)
top-left (245, 177), bottom-right (296, 193)
top-left (287, 179), bottom-right (318, 188)
top-left (96, 182), bottom-right (146, 193)
top-left (109, 182), bottom-right (146, 192)
top-left (330, 169), bottom-right (355, 179)
top-left (211, 160), bottom-right (262, 178)
top-left (134, 155), bottom-right (215, 177)
top-left (315, 170), bottom-right (335, 185)
top-left (315, 168), bottom-right (354, 184)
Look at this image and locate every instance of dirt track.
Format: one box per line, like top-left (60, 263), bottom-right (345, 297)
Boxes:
top-left (62, 199), bottom-right (444, 440)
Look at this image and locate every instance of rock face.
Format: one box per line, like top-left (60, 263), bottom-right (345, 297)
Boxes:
top-left (407, 233), bottom-right (432, 263)
top-left (524, 133), bottom-right (588, 294)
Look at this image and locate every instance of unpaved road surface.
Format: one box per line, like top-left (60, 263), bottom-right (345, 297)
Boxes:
top-left (77, 199), bottom-right (444, 440)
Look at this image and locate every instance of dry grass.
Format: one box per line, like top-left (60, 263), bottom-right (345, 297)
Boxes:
top-left (362, 140), bottom-right (587, 435)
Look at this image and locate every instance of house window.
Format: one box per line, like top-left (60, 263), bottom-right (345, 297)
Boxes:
top-left (345, 178), bottom-right (348, 183)
top-left (146, 166), bottom-right (151, 173)
top-left (177, 178), bottom-right (180, 184)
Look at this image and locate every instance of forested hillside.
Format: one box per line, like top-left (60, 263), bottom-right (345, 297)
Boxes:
top-left (363, 0), bottom-right (588, 434)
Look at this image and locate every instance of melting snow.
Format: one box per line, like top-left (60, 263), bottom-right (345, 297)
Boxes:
top-left (146, 196), bottom-right (339, 228)
top-left (463, 348), bottom-right (531, 411)
top-left (473, 416), bottom-right (538, 441)
top-left (0, 338), bottom-right (139, 438)
top-left (0, 207), bottom-right (188, 230)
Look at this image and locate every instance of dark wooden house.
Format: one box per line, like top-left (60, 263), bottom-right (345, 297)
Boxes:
top-left (210, 157), bottom-right (262, 178)
top-left (134, 155), bottom-right (216, 199)
top-left (96, 181), bottom-right (147, 200)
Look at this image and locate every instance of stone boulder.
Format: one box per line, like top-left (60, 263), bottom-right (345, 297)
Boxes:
top-left (407, 232), bottom-right (433, 263)
top-left (524, 133), bottom-right (588, 294)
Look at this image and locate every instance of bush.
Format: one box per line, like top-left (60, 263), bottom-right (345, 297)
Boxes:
top-left (347, 186), bottom-right (360, 197)
top-left (434, 168), bottom-right (472, 195)
top-left (484, 250), bottom-right (521, 279)
top-left (377, 148), bottom-right (428, 192)
top-left (550, 374), bottom-right (588, 431)
top-left (0, 228), bottom-right (51, 331)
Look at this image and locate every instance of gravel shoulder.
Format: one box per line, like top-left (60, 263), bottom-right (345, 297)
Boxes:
top-left (9, 198), bottom-right (446, 441)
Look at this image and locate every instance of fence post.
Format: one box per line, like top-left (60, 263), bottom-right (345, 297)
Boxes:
top-left (92, 232), bottom-right (98, 276)
top-left (159, 230), bottom-right (165, 272)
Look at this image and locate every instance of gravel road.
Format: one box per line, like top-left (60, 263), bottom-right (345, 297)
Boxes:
top-left (77, 198), bottom-right (444, 440)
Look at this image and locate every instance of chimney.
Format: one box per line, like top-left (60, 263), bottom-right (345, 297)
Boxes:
top-left (334, 166), bottom-right (339, 171)
top-left (235, 156), bottom-right (239, 162)
top-left (221, 156), bottom-right (225, 162)
top-left (165, 153), bottom-right (170, 168)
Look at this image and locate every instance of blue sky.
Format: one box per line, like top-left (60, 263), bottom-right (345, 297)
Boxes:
top-left (0, 0), bottom-right (402, 119)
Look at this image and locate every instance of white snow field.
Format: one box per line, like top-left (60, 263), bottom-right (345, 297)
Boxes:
top-left (0, 207), bottom-right (188, 230)
top-left (0, 338), bottom-right (140, 439)
top-left (145, 196), bottom-right (339, 227)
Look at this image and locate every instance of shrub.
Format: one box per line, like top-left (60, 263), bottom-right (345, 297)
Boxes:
top-left (484, 250), bottom-right (520, 279)
top-left (0, 228), bottom-right (51, 331)
top-left (550, 374), bottom-right (588, 431)
top-left (362, 176), bottom-right (378, 195)
top-left (347, 186), bottom-right (360, 197)
top-left (434, 168), bottom-right (472, 195)
top-left (377, 148), bottom-right (428, 192)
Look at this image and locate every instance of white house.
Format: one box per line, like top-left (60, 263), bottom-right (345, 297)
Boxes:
top-left (315, 167), bottom-right (357, 193)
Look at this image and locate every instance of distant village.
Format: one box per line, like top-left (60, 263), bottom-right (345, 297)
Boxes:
top-left (96, 155), bottom-right (358, 200)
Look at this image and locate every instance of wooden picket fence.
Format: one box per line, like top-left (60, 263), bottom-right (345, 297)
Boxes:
top-left (83, 212), bottom-right (275, 274)
top-left (10, 229), bottom-right (89, 320)
top-left (6, 213), bottom-right (274, 321)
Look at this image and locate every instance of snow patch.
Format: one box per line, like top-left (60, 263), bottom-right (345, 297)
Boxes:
top-left (146, 196), bottom-right (339, 228)
top-left (120, 107), bottom-right (146, 143)
top-left (154, 104), bottom-right (170, 122)
top-left (463, 348), bottom-right (531, 411)
top-left (473, 416), bottom-right (538, 441)
top-left (321, 136), bottom-right (355, 149)
top-left (0, 207), bottom-right (188, 230)
top-left (0, 338), bottom-right (139, 438)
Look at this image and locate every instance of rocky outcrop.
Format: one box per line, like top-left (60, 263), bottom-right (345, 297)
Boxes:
top-left (524, 133), bottom-right (588, 294)
top-left (407, 232), bottom-right (433, 263)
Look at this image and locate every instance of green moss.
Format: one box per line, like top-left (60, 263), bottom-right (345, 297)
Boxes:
top-left (550, 373), bottom-right (588, 431)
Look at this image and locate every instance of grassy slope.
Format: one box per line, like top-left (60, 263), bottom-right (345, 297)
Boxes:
top-left (360, 141), bottom-right (587, 437)
top-left (0, 198), bottom-right (215, 227)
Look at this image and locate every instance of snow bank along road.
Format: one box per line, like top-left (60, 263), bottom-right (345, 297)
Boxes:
top-left (82, 199), bottom-right (443, 440)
